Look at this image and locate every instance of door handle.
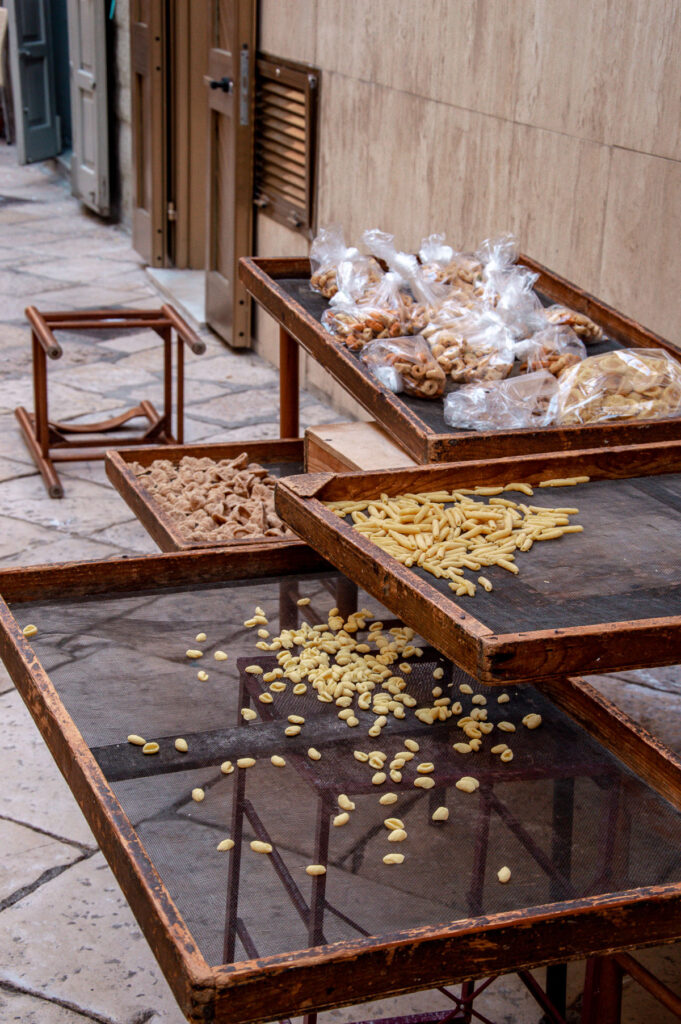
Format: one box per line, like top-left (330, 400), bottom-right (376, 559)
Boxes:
top-left (209, 77), bottom-right (233, 93)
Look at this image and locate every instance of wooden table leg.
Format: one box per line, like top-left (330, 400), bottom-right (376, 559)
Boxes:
top-left (279, 326), bottom-right (299, 439)
top-left (581, 956), bottom-right (622, 1024)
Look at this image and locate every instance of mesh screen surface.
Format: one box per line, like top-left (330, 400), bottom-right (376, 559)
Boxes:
top-left (331, 475), bottom-right (681, 633)
top-left (15, 571), bottom-right (681, 968)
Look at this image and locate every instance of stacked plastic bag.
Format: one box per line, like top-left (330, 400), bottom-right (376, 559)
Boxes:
top-left (310, 225), bottom-right (681, 430)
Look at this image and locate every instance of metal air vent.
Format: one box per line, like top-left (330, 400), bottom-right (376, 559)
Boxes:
top-left (254, 55), bottom-right (319, 236)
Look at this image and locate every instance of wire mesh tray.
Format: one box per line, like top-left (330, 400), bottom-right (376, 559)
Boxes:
top-left (2, 549), bottom-right (681, 1023)
top-left (276, 441), bottom-right (681, 685)
top-left (106, 438), bottom-right (306, 551)
top-left (239, 256), bottom-right (681, 464)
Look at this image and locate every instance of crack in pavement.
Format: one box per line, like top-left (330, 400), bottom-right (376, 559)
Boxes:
top-left (0, 812), bottom-right (95, 853)
top-left (0, 977), bottom-right (157, 1024)
top-left (0, 850), bottom-right (96, 915)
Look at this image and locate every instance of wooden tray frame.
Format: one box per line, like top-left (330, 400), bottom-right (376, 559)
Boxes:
top-left (239, 255), bottom-right (681, 463)
top-left (276, 441), bottom-right (681, 685)
top-left (105, 439), bottom-right (306, 551)
top-left (3, 549), bottom-right (681, 1023)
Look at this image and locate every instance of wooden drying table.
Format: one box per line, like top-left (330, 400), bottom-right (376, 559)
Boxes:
top-left (16, 305), bottom-right (205, 498)
top-left (239, 255), bottom-right (681, 463)
top-left (105, 438), bottom-right (306, 551)
top-left (275, 440), bottom-right (681, 684)
top-left (2, 549), bottom-right (681, 1023)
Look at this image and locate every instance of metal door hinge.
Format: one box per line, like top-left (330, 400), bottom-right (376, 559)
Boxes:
top-left (167, 202), bottom-right (177, 222)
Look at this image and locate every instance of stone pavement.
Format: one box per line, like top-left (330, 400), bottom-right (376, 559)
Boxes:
top-left (0, 145), bottom-right (680, 1024)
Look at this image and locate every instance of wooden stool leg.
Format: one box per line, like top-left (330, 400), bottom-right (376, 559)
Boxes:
top-left (279, 327), bottom-right (299, 438)
top-left (581, 956), bottom-right (622, 1024)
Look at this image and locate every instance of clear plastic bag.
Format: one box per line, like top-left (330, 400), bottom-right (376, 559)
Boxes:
top-left (515, 324), bottom-right (586, 377)
top-left (321, 272), bottom-right (409, 351)
top-left (361, 335), bottom-right (446, 400)
top-left (545, 304), bottom-right (604, 343)
top-left (443, 370), bottom-right (559, 431)
top-left (555, 348), bottom-right (681, 425)
top-left (420, 300), bottom-right (467, 374)
top-left (448, 308), bottom-right (515, 384)
top-left (310, 226), bottom-right (381, 300)
top-left (363, 227), bottom-right (448, 312)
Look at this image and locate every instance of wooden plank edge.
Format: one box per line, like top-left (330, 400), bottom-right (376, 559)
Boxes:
top-left (0, 598), bottom-right (216, 1022)
top-left (105, 450), bottom-right (186, 550)
top-left (106, 437), bottom-right (306, 469)
top-left (544, 674), bottom-right (681, 814)
top-left (210, 885), bottom-right (681, 1024)
top-left (0, 547), bottom-right (329, 603)
top-left (288, 440), bottom-right (681, 503)
top-left (483, 618), bottom-right (681, 684)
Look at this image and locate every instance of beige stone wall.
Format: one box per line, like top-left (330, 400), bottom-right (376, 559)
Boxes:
top-left (255, 0), bottom-right (681, 403)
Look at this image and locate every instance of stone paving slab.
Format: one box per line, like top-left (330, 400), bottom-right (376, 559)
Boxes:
top-left (0, 691), bottom-right (97, 848)
top-left (0, 852), bottom-right (187, 1024)
top-left (0, 986), bottom-right (104, 1024)
top-left (0, 819), bottom-right (82, 904)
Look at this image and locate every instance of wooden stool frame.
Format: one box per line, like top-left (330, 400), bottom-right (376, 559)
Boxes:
top-left (15, 305), bottom-right (205, 498)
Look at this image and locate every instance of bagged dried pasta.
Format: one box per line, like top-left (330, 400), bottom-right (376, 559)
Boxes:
top-left (361, 335), bottom-right (446, 400)
top-left (322, 272), bottom-right (410, 351)
top-left (515, 324), bottom-right (586, 377)
top-left (448, 308), bottom-right (516, 384)
top-left (443, 371), bottom-right (559, 431)
top-left (545, 304), bottom-right (603, 343)
top-left (310, 225), bottom-right (381, 299)
top-left (555, 348), bottom-right (681, 425)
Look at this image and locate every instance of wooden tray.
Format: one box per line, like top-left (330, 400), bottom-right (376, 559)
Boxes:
top-left (240, 255), bottom-right (681, 463)
top-left (276, 441), bottom-right (681, 684)
top-left (3, 548), bottom-right (681, 1023)
top-left (105, 438), bottom-right (306, 551)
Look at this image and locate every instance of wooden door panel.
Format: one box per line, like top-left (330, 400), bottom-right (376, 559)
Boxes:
top-left (68, 0), bottom-right (110, 215)
top-left (6, 0), bottom-right (60, 164)
top-left (205, 0), bottom-right (255, 348)
top-left (130, 0), bottom-right (164, 265)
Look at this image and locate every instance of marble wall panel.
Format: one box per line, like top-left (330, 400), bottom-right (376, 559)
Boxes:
top-left (599, 148), bottom-right (681, 346)
top-left (602, 0), bottom-right (681, 161)
top-left (258, 0), bottom-right (318, 64)
top-left (507, 123), bottom-right (611, 289)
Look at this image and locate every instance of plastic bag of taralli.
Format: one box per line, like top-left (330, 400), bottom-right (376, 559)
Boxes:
top-left (515, 324), bottom-right (586, 377)
top-left (544, 304), bottom-right (604, 343)
top-left (361, 335), bottom-right (447, 400)
top-left (555, 348), bottom-right (681, 425)
top-left (321, 272), bottom-right (410, 352)
top-left (448, 308), bottom-right (516, 384)
top-left (310, 226), bottom-right (381, 300)
top-left (443, 370), bottom-right (559, 431)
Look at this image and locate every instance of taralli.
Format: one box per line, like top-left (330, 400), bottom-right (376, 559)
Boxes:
top-left (545, 304), bottom-right (603, 342)
top-left (362, 336), bottom-right (446, 400)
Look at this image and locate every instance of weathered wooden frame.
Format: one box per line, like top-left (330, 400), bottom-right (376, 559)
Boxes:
top-left (239, 255), bottom-right (681, 464)
top-left (275, 441), bottom-right (681, 684)
top-left (2, 549), bottom-right (681, 1023)
top-left (105, 438), bottom-right (306, 551)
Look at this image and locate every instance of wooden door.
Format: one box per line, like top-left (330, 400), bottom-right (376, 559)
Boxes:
top-left (130, 0), bottom-right (165, 266)
top-left (6, 0), bottom-right (60, 164)
top-left (204, 0), bottom-right (256, 347)
top-left (67, 0), bottom-right (109, 216)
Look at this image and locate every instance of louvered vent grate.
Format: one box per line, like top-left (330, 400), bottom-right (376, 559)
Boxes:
top-left (254, 56), bottom-right (319, 236)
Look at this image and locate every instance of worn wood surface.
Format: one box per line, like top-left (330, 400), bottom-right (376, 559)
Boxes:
top-left (105, 439), bottom-right (306, 552)
top-left (305, 421), bottom-right (417, 473)
top-left (275, 443), bottom-right (681, 684)
top-left (239, 256), bottom-right (681, 464)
